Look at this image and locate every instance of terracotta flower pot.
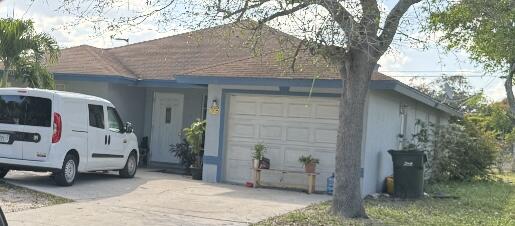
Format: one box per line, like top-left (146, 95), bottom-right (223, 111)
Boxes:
top-left (304, 162), bottom-right (316, 173)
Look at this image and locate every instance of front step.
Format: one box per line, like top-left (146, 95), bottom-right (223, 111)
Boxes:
top-left (148, 162), bottom-right (189, 175)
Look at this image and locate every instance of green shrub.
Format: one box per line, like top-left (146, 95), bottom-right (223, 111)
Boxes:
top-left (431, 121), bottom-right (498, 181)
top-left (170, 139), bottom-right (195, 169)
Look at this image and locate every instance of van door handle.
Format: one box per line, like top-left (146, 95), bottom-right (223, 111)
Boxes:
top-left (105, 135), bottom-right (108, 145)
top-left (123, 139), bottom-right (127, 144)
top-left (108, 135), bottom-right (111, 145)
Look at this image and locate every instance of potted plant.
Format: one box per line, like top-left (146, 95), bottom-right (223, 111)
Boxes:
top-left (299, 155), bottom-right (319, 173)
top-left (170, 139), bottom-right (194, 174)
top-left (183, 119), bottom-right (206, 180)
top-left (252, 143), bottom-right (267, 169)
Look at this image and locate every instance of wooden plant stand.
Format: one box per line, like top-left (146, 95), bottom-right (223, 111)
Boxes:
top-left (252, 168), bottom-right (319, 194)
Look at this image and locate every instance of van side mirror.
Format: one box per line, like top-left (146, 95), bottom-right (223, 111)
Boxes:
top-left (124, 122), bottom-right (134, 134)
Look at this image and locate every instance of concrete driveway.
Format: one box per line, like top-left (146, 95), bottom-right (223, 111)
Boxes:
top-left (3, 169), bottom-right (329, 225)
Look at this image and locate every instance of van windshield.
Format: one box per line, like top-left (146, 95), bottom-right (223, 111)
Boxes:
top-left (0, 95), bottom-right (52, 127)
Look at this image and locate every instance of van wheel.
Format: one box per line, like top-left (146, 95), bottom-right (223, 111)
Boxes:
top-left (54, 154), bottom-right (78, 186)
top-left (119, 153), bottom-right (137, 178)
top-left (0, 168), bottom-right (9, 178)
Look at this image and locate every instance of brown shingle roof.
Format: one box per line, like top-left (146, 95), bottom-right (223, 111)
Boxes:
top-left (50, 21), bottom-right (394, 81)
top-left (51, 45), bottom-right (136, 78)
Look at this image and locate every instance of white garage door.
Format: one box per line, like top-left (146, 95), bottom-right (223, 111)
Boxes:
top-left (224, 94), bottom-right (339, 191)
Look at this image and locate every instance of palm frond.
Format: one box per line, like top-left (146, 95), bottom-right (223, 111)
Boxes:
top-left (0, 18), bottom-right (59, 88)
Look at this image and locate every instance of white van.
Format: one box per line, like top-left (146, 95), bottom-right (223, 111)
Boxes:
top-left (0, 88), bottom-right (139, 186)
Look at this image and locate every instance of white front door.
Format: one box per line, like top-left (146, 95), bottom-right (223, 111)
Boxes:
top-left (150, 93), bottom-right (184, 164)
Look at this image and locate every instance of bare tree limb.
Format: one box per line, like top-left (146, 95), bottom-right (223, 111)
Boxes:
top-left (290, 39), bottom-right (306, 72)
top-left (257, 2), bottom-right (311, 25)
top-left (218, 0), bottom-right (270, 20)
top-left (377, 0), bottom-right (421, 54)
top-left (319, 0), bottom-right (358, 36)
top-left (360, 0), bottom-right (380, 27)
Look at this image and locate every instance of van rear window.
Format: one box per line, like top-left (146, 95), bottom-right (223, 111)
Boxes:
top-left (0, 95), bottom-right (52, 127)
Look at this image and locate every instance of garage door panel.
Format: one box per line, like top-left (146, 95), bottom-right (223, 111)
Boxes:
top-left (286, 127), bottom-right (310, 142)
top-left (283, 147), bottom-right (311, 169)
top-left (230, 123), bottom-right (256, 138)
top-left (287, 103), bottom-right (312, 118)
top-left (316, 104), bottom-right (339, 119)
top-left (226, 143), bottom-right (253, 161)
top-left (314, 128), bottom-right (338, 144)
top-left (225, 160), bottom-right (251, 183)
top-left (259, 125), bottom-right (283, 140)
top-left (265, 146), bottom-right (285, 170)
top-left (231, 101), bottom-right (258, 115)
top-left (315, 151), bottom-right (336, 170)
top-left (260, 102), bottom-right (284, 116)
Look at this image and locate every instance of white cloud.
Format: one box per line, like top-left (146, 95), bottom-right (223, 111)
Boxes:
top-left (0, 0), bottom-right (192, 48)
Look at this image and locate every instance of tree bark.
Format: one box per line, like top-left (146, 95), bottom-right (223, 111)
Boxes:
top-left (1, 62), bottom-right (10, 88)
top-left (505, 62), bottom-right (515, 117)
top-left (332, 49), bottom-right (375, 218)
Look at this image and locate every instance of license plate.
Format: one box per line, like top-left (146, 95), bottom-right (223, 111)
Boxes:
top-left (0, 134), bottom-right (10, 143)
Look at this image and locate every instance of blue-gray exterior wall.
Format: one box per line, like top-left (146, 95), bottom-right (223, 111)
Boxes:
top-left (55, 80), bottom-right (147, 140)
top-left (361, 90), bottom-right (447, 195)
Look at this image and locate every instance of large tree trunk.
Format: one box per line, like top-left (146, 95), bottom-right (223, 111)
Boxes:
top-left (332, 49), bottom-right (376, 218)
top-left (1, 62), bottom-right (11, 88)
top-left (505, 62), bottom-right (515, 117)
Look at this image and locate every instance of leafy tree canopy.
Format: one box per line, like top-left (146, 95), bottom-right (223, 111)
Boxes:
top-left (0, 18), bottom-right (60, 89)
top-left (427, 0), bottom-right (515, 114)
top-left (429, 0), bottom-right (514, 71)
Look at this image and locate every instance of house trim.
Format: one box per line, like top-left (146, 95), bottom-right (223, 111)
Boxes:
top-left (53, 73), bottom-right (206, 88)
top-left (175, 75), bottom-right (341, 88)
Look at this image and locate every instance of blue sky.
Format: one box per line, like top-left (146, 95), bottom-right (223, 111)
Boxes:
top-left (0, 0), bottom-right (507, 101)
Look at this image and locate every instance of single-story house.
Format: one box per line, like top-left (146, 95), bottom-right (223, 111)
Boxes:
top-left (45, 22), bottom-right (458, 196)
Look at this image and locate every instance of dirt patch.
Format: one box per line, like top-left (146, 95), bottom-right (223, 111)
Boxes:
top-left (0, 181), bottom-right (72, 213)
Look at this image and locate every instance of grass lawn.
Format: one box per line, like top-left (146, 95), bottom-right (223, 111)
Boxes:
top-left (254, 173), bottom-right (515, 226)
top-left (0, 180), bottom-right (72, 213)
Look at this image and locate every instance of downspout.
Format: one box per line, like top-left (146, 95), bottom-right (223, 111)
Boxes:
top-left (398, 104), bottom-right (408, 150)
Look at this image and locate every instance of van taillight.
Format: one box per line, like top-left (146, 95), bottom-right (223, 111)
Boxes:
top-left (52, 113), bottom-right (62, 143)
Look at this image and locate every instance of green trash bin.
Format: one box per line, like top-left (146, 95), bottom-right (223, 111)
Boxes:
top-left (388, 150), bottom-right (425, 199)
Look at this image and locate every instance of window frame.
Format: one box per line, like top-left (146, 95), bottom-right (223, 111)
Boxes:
top-left (0, 95), bottom-right (52, 127)
top-left (88, 104), bottom-right (105, 129)
top-left (107, 107), bottom-right (125, 133)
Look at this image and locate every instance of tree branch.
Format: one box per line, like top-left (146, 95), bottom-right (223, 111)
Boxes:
top-left (319, 0), bottom-right (358, 36)
top-left (257, 2), bottom-right (311, 25)
top-left (360, 0), bottom-right (380, 27)
top-left (218, 0), bottom-right (270, 20)
top-left (290, 39), bottom-right (306, 72)
top-left (377, 0), bottom-right (421, 54)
